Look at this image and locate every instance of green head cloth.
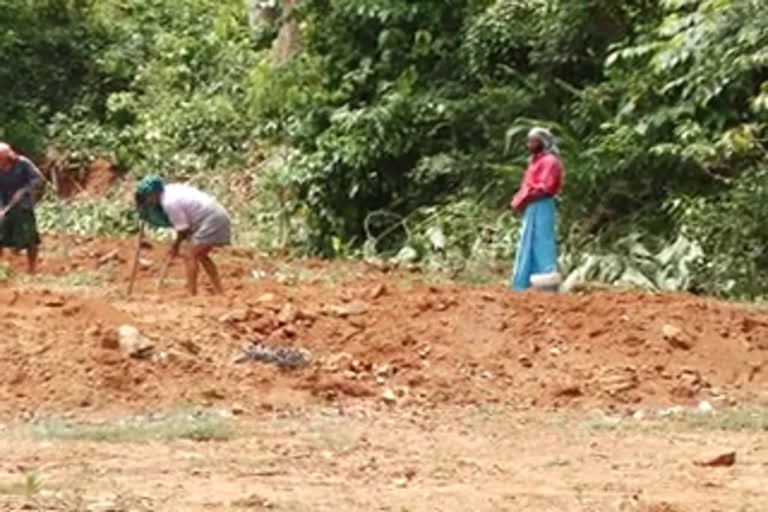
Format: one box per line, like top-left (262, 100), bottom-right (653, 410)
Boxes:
top-left (134, 175), bottom-right (172, 228)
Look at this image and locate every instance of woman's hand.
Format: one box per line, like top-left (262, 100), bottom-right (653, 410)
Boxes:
top-left (170, 229), bottom-right (190, 259)
top-left (511, 191), bottom-right (525, 211)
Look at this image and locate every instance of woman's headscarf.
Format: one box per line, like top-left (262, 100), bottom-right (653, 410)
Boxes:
top-left (528, 127), bottom-right (560, 156)
top-left (134, 175), bottom-right (172, 228)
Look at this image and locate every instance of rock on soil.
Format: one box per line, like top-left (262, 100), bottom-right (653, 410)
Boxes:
top-left (694, 451), bottom-right (736, 468)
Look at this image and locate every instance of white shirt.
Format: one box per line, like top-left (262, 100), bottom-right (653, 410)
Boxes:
top-left (161, 183), bottom-right (216, 231)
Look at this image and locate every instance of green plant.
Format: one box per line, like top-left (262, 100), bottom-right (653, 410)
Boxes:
top-left (560, 231), bottom-right (704, 292)
top-left (36, 194), bottom-right (138, 237)
top-left (0, 469), bottom-right (44, 496)
top-left (14, 410), bottom-right (234, 443)
top-left (0, 261), bottom-right (13, 282)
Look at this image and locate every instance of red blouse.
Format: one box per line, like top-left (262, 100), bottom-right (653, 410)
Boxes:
top-left (511, 152), bottom-right (563, 210)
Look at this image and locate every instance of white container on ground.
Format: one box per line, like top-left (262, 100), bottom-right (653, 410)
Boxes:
top-left (530, 272), bottom-right (562, 291)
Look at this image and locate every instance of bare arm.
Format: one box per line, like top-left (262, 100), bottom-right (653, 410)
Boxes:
top-left (170, 229), bottom-right (190, 258)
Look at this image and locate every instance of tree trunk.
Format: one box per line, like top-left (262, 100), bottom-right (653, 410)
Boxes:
top-left (272, 0), bottom-right (300, 65)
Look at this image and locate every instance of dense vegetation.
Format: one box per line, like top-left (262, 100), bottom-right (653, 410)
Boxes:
top-left (1, 0), bottom-right (767, 298)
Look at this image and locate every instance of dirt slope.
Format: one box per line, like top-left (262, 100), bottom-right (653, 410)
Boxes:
top-left (0, 235), bottom-right (766, 419)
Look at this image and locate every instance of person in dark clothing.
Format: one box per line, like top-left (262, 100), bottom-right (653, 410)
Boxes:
top-left (0, 142), bottom-right (43, 273)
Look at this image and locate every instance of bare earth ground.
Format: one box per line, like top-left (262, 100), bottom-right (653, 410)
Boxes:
top-left (0, 234), bottom-right (766, 511)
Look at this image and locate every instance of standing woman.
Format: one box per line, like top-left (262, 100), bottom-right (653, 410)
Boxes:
top-left (509, 127), bottom-right (564, 290)
top-left (135, 176), bottom-right (231, 295)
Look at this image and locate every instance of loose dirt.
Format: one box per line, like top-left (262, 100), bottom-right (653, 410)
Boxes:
top-left (1, 234), bottom-right (767, 511)
top-left (40, 151), bottom-right (120, 198)
top-left (0, 234), bottom-right (766, 419)
top-left (1, 408), bottom-right (767, 511)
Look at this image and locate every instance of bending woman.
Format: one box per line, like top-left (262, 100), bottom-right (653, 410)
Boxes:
top-left (509, 127), bottom-right (564, 290)
top-left (135, 176), bottom-right (231, 295)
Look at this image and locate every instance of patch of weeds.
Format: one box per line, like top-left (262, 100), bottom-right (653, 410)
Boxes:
top-left (309, 427), bottom-right (357, 451)
top-left (401, 270), bottom-right (452, 287)
top-left (585, 414), bottom-right (633, 431)
top-left (453, 266), bottom-right (506, 285)
top-left (275, 261), bottom-right (361, 285)
top-left (9, 410), bottom-right (235, 443)
top-left (543, 455), bottom-right (571, 467)
top-left (675, 405), bottom-right (768, 432)
top-left (464, 405), bottom-right (506, 424)
top-left (0, 468), bottom-right (44, 496)
top-left (49, 489), bottom-right (155, 512)
top-left (184, 453), bottom-right (210, 469)
top-left (561, 405), bottom-right (768, 434)
top-left (0, 260), bottom-right (13, 281)
top-left (19, 270), bottom-right (106, 288)
top-left (546, 415), bottom-right (571, 428)
top-left (299, 416), bottom-right (364, 451)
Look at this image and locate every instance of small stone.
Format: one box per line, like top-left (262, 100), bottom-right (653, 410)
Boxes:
top-left (662, 324), bottom-right (693, 350)
top-left (518, 355), bottom-right (533, 368)
top-left (98, 249), bottom-right (120, 265)
top-left (256, 293), bottom-right (277, 303)
top-left (118, 325), bottom-right (141, 350)
top-left (697, 400), bottom-right (714, 414)
top-left (138, 258), bottom-right (153, 269)
top-left (100, 331), bottom-right (119, 350)
top-left (328, 301), bottom-right (369, 317)
top-left (219, 309), bottom-right (249, 323)
top-left (202, 388), bottom-right (226, 401)
top-left (369, 284), bottom-right (387, 300)
top-left (553, 383), bottom-right (582, 398)
top-left (350, 359), bottom-right (372, 373)
top-left (323, 352), bottom-right (353, 372)
top-left (277, 304), bottom-right (299, 325)
top-left (375, 364), bottom-right (392, 377)
top-left (251, 316), bottom-right (277, 335)
top-left (381, 388), bottom-right (397, 405)
top-left (86, 500), bottom-right (118, 512)
top-left (43, 297), bottom-right (65, 308)
top-left (599, 368), bottom-right (638, 395)
top-left (117, 325), bottom-right (154, 358)
top-left (230, 493), bottom-right (273, 509)
top-left (392, 477), bottom-right (409, 488)
top-left (180, 339), bottom-right (202, 355)
top-left (694, 451), bottom-right (736, 468)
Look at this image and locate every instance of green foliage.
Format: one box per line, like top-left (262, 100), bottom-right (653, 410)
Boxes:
top-left (48, 0), bottom-right (262, 175)
top-left (0, 0), bottom-right (111, 154)
top-left (6, 0), bottom-right (768, 298)
top-left (249, 0), bottom-right (542, 254)
top-left (560, 232), bottom-right (704, 292)
top-left (673, 165), bottom-right (768, 298)
top-left (0, 261), bottom-right (13, 282)
top-left (36, 194), bottom-right (138, 237)
top-left (362, 197), bottom-right (520, 275)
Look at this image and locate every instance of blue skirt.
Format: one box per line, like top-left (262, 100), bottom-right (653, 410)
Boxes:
top-left (510, 197), bottom-right (557, 290)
